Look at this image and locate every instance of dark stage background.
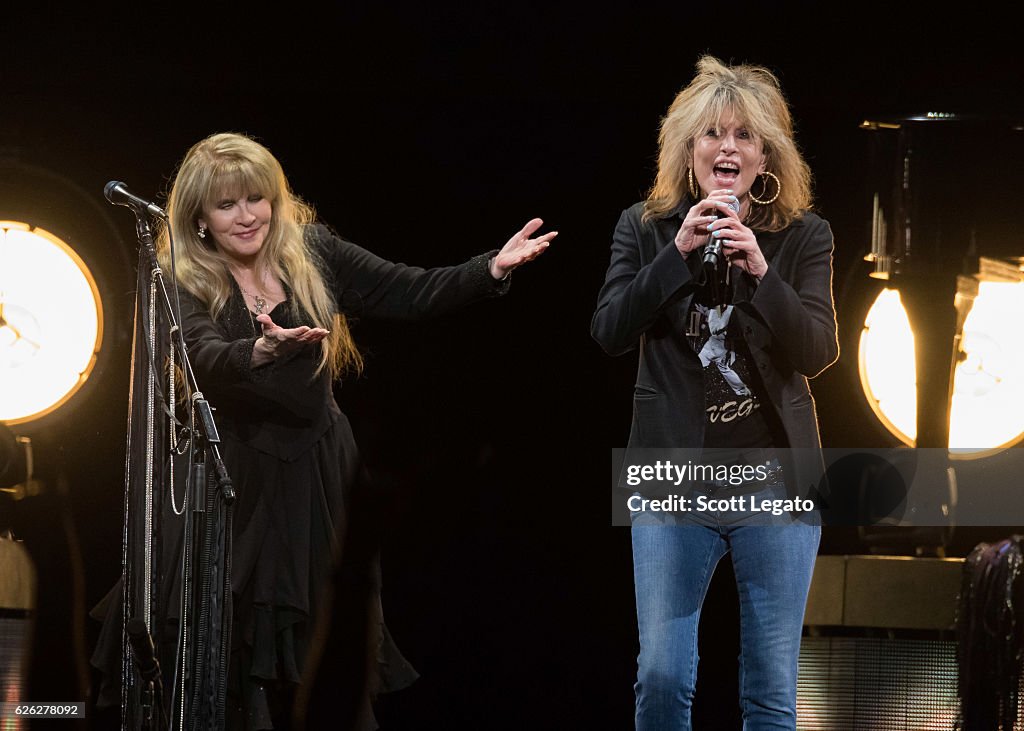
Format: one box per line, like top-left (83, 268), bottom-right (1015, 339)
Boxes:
top-left (3, 5), bottom-right (1022, 729)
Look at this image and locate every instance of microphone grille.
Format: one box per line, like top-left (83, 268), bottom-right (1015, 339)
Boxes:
top-left (103, 180), bottom-right (124, 202)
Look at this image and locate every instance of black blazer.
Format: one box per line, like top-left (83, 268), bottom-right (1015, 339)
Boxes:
top-left (591, 200), bottom-right (839, 494)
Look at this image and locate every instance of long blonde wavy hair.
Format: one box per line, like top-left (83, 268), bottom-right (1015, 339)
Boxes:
top-left (156, 132), bottom-right (362, 379)
top-left (645, 56), bottom-right (812, 232)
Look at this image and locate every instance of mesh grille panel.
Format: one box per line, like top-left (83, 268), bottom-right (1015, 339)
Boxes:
top-left (0, 614), bottom-right (32, 731)
top-left (798, 636), bottom-right (972, 730)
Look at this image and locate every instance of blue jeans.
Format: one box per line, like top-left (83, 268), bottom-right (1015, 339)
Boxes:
top-left (631, 491), bottom-right (820, 730)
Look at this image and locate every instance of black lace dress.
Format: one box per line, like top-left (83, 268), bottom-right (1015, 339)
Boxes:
top-left (92, 224), bottom-right (508, 729)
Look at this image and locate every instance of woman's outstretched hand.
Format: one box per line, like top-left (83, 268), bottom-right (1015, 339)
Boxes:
top-left (251, 313), bottom-right (330, 367)
top-left (490, 218), bottom-right (557, 279)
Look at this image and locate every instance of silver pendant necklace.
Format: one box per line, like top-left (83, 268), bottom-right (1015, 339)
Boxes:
top-left (242, 289), bottom-right (268, 315)
top-left (237, 273), bottom-right (270, 315)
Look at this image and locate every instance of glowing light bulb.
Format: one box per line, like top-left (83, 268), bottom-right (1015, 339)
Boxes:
top-left (949, 281), bottom-right (1024, 451)
top-left (0, 223), bottom-right (102, 423)
top-left (858, 288), bottom-right (917, 446)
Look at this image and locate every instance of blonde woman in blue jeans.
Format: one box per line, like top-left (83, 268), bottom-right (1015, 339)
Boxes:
top-left (592, 56), bottom-right (838, 730)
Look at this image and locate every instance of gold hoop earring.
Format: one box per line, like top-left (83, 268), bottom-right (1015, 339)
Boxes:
top-left (686, 168), bottom-right (699, 199)
top-left (749, 171), bottom-right (781, 205)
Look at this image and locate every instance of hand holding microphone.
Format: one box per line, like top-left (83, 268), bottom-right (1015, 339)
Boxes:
top-left (675, 190), bottom-right (768, 282)
top-left (705, 201), bottom-right (769, 281)
top-left (702, 195), bottom-right (741, 273)
top-left (673, 190), bottom-right (741, 259)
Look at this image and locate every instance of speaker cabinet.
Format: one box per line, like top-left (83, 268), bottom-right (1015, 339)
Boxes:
top-left (798, 555), bottom-right (978, 730)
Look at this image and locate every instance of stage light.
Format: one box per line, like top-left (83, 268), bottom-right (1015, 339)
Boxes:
top-left (858, 278), bottom-right (1024, 452)
top-left (0, 221), bottom-right (103, 425)
top-left (949, 280), bottom-right (1024, 452)
top-left (854, 114), bottom-right (1024, 458)
top-left (858, 288), bottom-right (916, 446)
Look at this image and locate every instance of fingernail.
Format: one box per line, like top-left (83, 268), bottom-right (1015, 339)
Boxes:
top-left (707, 220), bottom-right (716, 230)
top-left (712, 230), bottom-right (722, 238)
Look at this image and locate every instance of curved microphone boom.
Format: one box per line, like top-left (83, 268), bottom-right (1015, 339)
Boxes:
top-left (104, 181), bottom-right (167, 219)
top-left (701, 198), bottom-right (741, 273)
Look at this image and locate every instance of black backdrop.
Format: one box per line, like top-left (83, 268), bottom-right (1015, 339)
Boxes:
top-left (3, 4), bottom-right (1023, 729)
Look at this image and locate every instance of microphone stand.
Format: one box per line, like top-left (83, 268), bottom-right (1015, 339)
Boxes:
top-left (122, 205), bottom-right (234, 731)
top-left (131, 210), bottom-right (234, 506)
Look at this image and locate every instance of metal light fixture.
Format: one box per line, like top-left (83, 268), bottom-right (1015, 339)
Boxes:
top-left (0, 156), bottom-right (131, 719)
top-left (856, 114), bottom-right (1024, 455)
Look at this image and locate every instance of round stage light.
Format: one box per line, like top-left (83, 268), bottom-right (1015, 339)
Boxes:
top-left (858, 288), bottom-right (917, 447)
top-left (0, 221), bottom-right (103, 424)
top-left (858, 284), bottom-right (1024, 452)
top-left (948, 281), bottom-right (1024, 452)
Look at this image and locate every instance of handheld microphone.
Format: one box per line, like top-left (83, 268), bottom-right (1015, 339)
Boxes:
top-left (126, 617), bottom-right (163, 689)
top-left (103, 181), bottom-right (167, 219)
top-left (701, 198), bottom-right (741, 273)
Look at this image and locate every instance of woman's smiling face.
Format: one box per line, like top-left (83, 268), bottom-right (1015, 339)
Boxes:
top-left (199, 192), bottom-right (273, 265)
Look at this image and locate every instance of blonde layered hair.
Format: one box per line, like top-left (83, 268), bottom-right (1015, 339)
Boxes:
top-left (156, 132), bottom-right (362, 379)
top-left (645, 56), bottom-right (812, 232)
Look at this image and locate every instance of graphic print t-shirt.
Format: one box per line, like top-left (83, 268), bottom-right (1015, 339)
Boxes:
top-left (685, 300), bottom-right (772, 448)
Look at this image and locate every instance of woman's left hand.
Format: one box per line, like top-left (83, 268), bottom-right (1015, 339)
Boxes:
top-left (491, 218), bottom-right (558, 279)
top-left (708, 209), bottom-right (769, 281)
top-left (251, 313), bottom-right (330, 367)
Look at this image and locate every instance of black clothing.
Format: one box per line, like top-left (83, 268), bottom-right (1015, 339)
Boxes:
top-left (591, 199), bottom-right (839, 492)
top-left (93, 224), bottom-right (508, 729)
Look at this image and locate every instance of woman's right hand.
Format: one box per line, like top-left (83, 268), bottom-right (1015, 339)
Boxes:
top-left (674, 189), bottom-right (740, 258)
top-left (251, 313), bottom-right (330, 367)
